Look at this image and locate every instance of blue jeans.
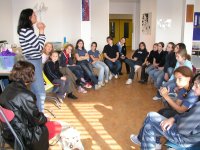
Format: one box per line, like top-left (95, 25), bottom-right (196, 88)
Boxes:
top-left (52, 79), bottom-right (70, 96)
top-left (104, 59), bottom-right (121, 75)
top-left (27, 59), bottom-right (46, 112)
top-left (145, 65), bottom-right (154, 74)
top-left (93, 61), bottom-right (109, 82)
top-left (68, 65), bottom-right (84, 79)
top-left (137, 112), bottom-right (186, 150)
top-left (78, 62), bottom-right (98, 85)
top-left (155, 67), bottom-right (175, 89)
top-left (124, 59), bottom-right (142, 79)
top-left (154, 70), bottom-right (164, 88)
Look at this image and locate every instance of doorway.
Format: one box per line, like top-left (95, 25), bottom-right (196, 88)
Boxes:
top-left (109, 19), bottom-right (133, 50)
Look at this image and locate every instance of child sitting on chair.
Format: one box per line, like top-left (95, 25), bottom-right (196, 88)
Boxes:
top-left (43, 51), bottom-right (77, 101)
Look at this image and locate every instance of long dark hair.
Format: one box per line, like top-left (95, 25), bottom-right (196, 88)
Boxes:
top-left (139, 42), bottom-right (147, 51)
top-left (75, 39), bottom-right (85, 50)
top-left (17, 8), bottom-right (34, 34)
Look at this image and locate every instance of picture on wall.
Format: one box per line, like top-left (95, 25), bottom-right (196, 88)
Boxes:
top-left (82, 0), bottom-right (89, 21)
top-left (142, 13), bottom-right (151, 35)
top-left (193, 12), bottom-right (200, 40)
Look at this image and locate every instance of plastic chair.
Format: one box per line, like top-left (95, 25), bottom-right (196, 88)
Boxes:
top-left (166, 141), bottom-right (200, 150)
top-left (0, 106), bottom-right (24, 150)
top-left (43, 72), bottom-right (61, 110)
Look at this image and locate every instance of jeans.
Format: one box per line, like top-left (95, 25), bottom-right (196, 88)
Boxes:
top-left (104, 59), bottom-right (121, 75)
top-left (92, 61), bottom-right (109, 82)
top-left (27, 59), bottom-right (46, 112)
top-left (68, 65), bottom-right (84, 79)
top-left (137, 112), bottom-right (186, 150)
top-left (119, 58), bottom-right (130, 74)
top-left (156, 67), bottom-right (175, 89)
top-left (52, 79), bottom-right (70, 96)
top-left (78, 62), bottom-right (98, 85)
top-left (124, 59), bottom-right (141, 79)
top-left (154, 70), bottom-right (164, 88)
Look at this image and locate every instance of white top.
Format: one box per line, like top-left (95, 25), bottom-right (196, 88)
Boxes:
top-left (42, 53), bottom-right (49, 64)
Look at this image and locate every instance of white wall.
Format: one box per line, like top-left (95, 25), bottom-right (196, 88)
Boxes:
top-left (195, 0), bottom-right (200, 11)
top-left (182, 0), bottom-right (196, 55)
top-left (109, 0), bottom-right (140, 50)
top-left (0, 0), bottom-right (13, 43)
top-left (12, 0), bottom-right (81, 46)
top-left (91, 0), bottom-right (109, 52)
top-left (140, 0), bottom-right (157, 51)
top-left (155, 0), bottom-right (184, 45)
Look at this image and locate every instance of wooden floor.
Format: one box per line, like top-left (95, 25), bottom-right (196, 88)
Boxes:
top-left (46, 72), bottom-right (163, 150)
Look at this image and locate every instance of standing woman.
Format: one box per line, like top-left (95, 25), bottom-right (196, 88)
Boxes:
top-left (17, 8), bottom-right (46, 112)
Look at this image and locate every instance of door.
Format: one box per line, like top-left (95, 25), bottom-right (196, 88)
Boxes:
top-left (109, 19), bottom-right (132, 50)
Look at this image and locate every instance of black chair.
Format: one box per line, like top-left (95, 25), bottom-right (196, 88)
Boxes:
top-left (0, 106), bottom-right (24, 150)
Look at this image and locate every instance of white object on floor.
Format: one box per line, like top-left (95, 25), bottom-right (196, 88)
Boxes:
top-left (126, 79), bottom-right (133, 85)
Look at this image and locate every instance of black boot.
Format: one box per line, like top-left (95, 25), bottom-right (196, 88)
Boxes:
top-left (67, 93), bottom-right (78, 100)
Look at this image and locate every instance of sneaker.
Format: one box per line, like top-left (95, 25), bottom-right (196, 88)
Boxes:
top-left (155, 143), bottom-right (162, 150)
top-left (130, 134), bottom-right (141, 146)
top-left (78, 86), bottom-right (87, 94)
top-left (126, 79), bottom-right (132, 85)
top-left (84, 82), bottom-right (92, 89)
top-left (105, 80), bottom-right (108, 83)
top-left (98, 82), bottom-right (105, 87)
top-left (114, 74), bottom-right (118, 79)
top-left (153, 96), bottom-right (162, 101)
top-left (109, 74), bottom-right (113, 80)
top-left (94, 84), bottom-right (101, 90)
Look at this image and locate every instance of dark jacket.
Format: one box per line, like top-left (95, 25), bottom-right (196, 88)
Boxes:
top-left (147, 50), bottom-right (156, 64)
top-left (132, 49), bottom-right (149, 65)
top-left (163, 52), bottom-right (177, 73)
top-left (0, 81), bottom-right (49, 150)
top-left (154, 50), bottom-right (167, 67)
top-left (60, 51), bottom-right (74, 67)
top-left (116, 42), bottom-right (127, 56)
top-left (43, 60), bottom-right (63, 82)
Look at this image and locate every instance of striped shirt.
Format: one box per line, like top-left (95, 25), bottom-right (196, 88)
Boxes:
top-left (19, 28), bottom-right (46, 60)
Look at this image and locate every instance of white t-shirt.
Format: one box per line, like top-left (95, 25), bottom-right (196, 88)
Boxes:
top-left (42, 53), bottom-right (49, 64)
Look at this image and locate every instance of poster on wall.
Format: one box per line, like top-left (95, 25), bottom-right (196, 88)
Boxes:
top-left (142, 13), bottom-right (151, 35)
top-left (82, 0), bottom-right (89, 21)
top-left (193, 12), bottom-right (200, 40)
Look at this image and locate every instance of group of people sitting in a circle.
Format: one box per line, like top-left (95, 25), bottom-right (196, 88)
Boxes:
top-left (0, 8), bottom-right (200, 150)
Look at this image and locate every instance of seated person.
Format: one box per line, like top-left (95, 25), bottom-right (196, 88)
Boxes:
top-left (60, 43), bottom-right (89, 93)
top-left (148, 42), bottom-right (167, 85)
top-left (130, 73), bottom-right (200, 150)
top-left (116, 37), bottom-right (130, 75)
top-left (42, 42), bottom-right (54, 64)
top-left (75, 39), bottom-right (100, 90)
top-left (153, 45), bottom-right (193, 101)
top-left (123, 42), bottom-right (149, 85)
top-left (43, 51), bottom-right (78, 101)
top-left (0, 61), bottom-right (62, 150)
top-left (139, 43), bottom-right (158, 84)
top-left (154, 42), bottom-right (176, 89)
top-left (156, 66), bottom-right (198, 148)
top-left (103, 36), bottom-right (121, 79)
top-left (88, 42), bottom-right (110, 86)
